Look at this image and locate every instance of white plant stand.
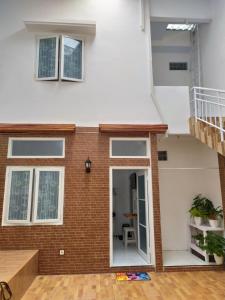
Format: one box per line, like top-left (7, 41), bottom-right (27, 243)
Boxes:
top-left (190, 223), bottom-right (224, 263)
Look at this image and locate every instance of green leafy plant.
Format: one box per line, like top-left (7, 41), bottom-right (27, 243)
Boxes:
top-left (192, 194), bottom-right (214, 212)
top-left (189, 195), bottom-right (214, 217)
top-left (189, 207), bottom-right (205, 218)
top-left (202, 232), bottom-right (225, 257)
top-left (208, 206), bottom-right (223, 220)
top-left (192, 233), bottom-right (204, 248)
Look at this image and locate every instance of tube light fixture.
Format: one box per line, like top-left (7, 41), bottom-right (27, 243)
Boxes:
top-left (166, 24), bottom-right (196, 31)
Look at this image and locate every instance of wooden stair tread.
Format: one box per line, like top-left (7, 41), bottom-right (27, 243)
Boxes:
top-left (189, 117), bottom-right (225, 156)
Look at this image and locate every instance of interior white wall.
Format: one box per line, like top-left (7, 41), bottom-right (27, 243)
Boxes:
top-left (113, 170), bottom-right (132, 236)
top-left (152, 51), bottom-right (191, 86)
top-left (199, 0), bottom-right (225, 90)
top-left (0, 0), bottom-right (161, 126)
top-left (151, 23), bottom-right (191, 86)
top-left (150, 0), bottom-right (212, 22)
top-left (158, 135), bottom-right (222, 251)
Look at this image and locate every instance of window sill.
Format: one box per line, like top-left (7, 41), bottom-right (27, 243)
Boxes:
top-left (2, 221), bottom-right (63, 227)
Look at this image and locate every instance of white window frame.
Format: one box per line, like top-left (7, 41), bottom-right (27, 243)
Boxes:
top-left (110, 137), bottom-right (150, 159)
top-left (3, 167), bottom-right (34, 225)
top-left (2, 166), bottom-right (65, 226)
top-left (7, 137), bottom-right (65, 159)
top-left (33, 167), bottom-right (65, 224)
top-left (36, 35), bottom-right (59, 81)
top-left (60, 35), bottom-right (84, 82)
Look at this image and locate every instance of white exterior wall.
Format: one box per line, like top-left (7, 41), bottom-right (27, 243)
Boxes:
top-left (199, 0), bottom-right (225, 90)
top-left (150, 0), bottom-right (211, 22)
top-left (159, 136), bottom-right (222, 251)
top-left (151, 23), bottom-right (191, 86)
top-left (154, 86), bottom-right (190, 134)
top-left (152, 50), bottom-right (191, 86)
top-left (0, 0), bottom-right (161, 126)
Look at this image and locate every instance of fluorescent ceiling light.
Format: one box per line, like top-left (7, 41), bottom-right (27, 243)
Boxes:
top-left (166, 24), bottom-right (196, 31)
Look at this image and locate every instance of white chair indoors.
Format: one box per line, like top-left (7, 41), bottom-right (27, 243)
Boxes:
top-left (123, 227), bottom-right (137, 248)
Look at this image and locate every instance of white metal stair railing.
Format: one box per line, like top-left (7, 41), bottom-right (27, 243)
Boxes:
top-left (191, 86), bottom-right (225, 142)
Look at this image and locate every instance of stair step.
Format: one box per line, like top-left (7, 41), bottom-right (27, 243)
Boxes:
top-left (189, 117), bottom-right (225, 157)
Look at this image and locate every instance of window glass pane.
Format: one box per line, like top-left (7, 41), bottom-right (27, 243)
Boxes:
top-left (11, 140), bottom-right (64, 157)
top-left (37, 171), bottom-right (59, 220)
top-left (139, 225), bottom-right (147, 254)
top-left (138, 175), bottom-right (145, 199)
top-left (8, 171), bottom-right (30, 221)
top-left (111, 140), bottom-right (147, 157)
top-left (139, 200), bottom-right (146, 226)
top-left (63, 37), bottom-right (82, 80)
top-left (38, 37), bottom-right (57, 78)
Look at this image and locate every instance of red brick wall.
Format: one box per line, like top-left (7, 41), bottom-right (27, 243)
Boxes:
top-left (218, 154), bottom-right (225, 227)
top-left (150, 133), bottom-right (163, 272)
top-left (0, 128), bottom-right (162, 274)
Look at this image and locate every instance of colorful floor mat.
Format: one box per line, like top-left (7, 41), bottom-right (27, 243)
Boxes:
top-left (116, 272), bottom-right (151, 281)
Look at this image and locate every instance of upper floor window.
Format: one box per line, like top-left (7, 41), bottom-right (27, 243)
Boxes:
top-left (36, 35), bottom-right (84, 81)
top-left (110, 138), bottom-right (149, 158)
top-left (8, 138), bottom-right (65, 158)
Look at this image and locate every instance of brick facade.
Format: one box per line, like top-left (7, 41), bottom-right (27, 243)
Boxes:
top-left (150, 134), bottom-right (163, 272)
top-left (218, 154), bottom-right (225, 228)
top-left (0, 128), bottom-right (163, 274)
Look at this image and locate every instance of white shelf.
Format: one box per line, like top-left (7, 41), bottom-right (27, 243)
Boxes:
top-left (190, 223), bottom-right (224, 232)
top-left (24, 20), bottom-right (96, 35)
top-left (190, 243), bottom-right (205, 256)
top-left (190, 223), bottom-right (224, 263)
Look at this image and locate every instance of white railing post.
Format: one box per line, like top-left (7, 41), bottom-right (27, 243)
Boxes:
top-left (192, 86), bottom-right (225, 142)
top-left (194, 87), bottom-right (197, 120)
top-left (218, 91), bottom-right (224, 142)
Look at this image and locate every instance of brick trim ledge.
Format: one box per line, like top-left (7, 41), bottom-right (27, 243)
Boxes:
top-left (0, 123), bottom-right (76, 133)
top-left (99, 124), bottom-right (168, 134)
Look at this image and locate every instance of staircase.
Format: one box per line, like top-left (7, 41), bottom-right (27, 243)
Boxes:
top-left (189, 87), bottom-right (225, 156)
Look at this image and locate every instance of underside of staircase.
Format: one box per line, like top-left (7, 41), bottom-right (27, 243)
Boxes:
top-left (189, 117), bottom-right (225, 156)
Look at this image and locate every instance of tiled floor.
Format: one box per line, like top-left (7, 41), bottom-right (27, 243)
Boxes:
top-left (163, 250), bottom-right (212, 266)
top-left (112, 238), bottom-right (148, 266)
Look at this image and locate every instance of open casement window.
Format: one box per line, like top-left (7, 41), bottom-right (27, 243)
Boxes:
top-left (36, 35), bottom-right (84, 81)
top-left (61, 36), bottom-right (84, 81)
top-left (3, 167), bottom-right (64, 226)
top-left (36, 36), bottom-right (59, 80)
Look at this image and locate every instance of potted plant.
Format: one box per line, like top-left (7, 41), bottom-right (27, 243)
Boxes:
top-left (189, 207), bottom-right (205, 226)
top-left (189, 195), bottom-right (214, 226)
top-left (192, 233), bottom-right (204, 248)
top-left (208, 206), bottom-right (223, 228)
top-left (202, 232), bottom-right (225, 265)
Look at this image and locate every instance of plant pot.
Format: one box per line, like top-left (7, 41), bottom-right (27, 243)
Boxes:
top-left (214, 254), bottom-right (224, 265)
top-left (194, 217), bottom-right (202, 226)
top-left (209, 219), bottom-right (219, 228)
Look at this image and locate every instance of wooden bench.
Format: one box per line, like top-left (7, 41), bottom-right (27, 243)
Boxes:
top-left (0, 250), bottom-right (38, 300)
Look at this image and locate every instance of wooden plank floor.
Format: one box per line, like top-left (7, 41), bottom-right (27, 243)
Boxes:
top-left (22, 271), bottom-right (225, 300)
